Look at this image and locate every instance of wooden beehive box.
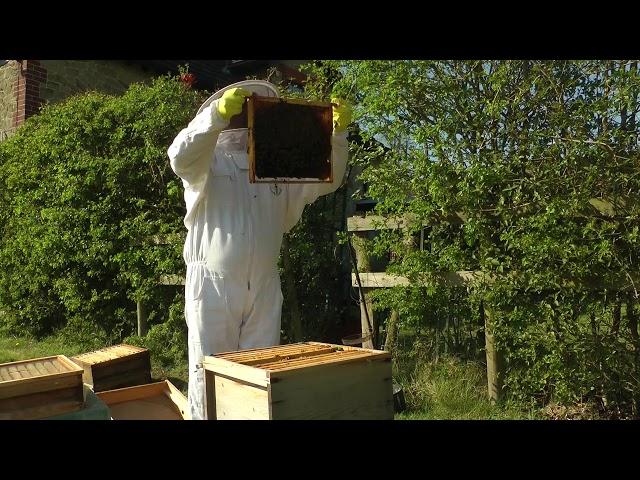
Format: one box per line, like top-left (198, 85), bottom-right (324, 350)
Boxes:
top-left (46, 384), bottom-right (111, 420)
top-left (96, 380), bottom-right (189, 420)
top-left (71, 344), bottom-right (151, 392)
top-left (247, 96), bottom-right (333, 184)
top-left (203, 342), bottom-right (393, 420)
top-left (0, 355), bottom-right (85, 420)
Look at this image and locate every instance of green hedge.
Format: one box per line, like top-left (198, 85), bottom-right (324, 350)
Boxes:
top-left (312, 60), bottom-right (640, 416)
top-left (0, 75), bottom-right (205, 343)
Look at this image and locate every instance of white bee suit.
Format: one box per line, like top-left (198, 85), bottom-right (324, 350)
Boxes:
top-left (167, 80), bottom-right (349, 419)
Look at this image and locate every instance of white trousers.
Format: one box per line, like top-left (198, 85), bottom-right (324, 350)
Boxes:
top-left (185, 263), bottom-right (283, 420)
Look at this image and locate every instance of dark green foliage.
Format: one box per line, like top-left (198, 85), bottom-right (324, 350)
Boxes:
top-left (311, 60), bottom-right (640, 416)
top-left (0, 75), bottom-right (206, 347)
top-left (274, 76), bottom-right (356, 344)
top-left (279, 179), bottom-right (354, 344)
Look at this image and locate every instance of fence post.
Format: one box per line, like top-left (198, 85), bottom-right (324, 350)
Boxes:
top-left (483, 302), bottom-right (504, 403)
top-left (137, 300), bottom-right (148, 337)
top-left (351, 231), bottom-right (375, 349)
top-left (384, 228), bottom-right (417, 352)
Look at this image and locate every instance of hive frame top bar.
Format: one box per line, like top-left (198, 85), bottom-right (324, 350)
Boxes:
top-left (72, 344), bottom-right (147, 365)
top-left (203, 342), bottom-right (391, 387)
top-left (249, 96), bottom-right (333, 108)
top-left (0, 355), bottom-right (83, 387)
top-left (215, 341), bottom-right (388, 359)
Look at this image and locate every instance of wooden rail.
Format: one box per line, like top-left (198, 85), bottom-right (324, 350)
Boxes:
top-left (347, 209), bottom-right (637, 403)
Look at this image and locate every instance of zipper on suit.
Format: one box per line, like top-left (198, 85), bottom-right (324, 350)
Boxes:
top-left (246, 170), bottom-right (253, 291)
top-left (227, 150), bottom-right (252, 291)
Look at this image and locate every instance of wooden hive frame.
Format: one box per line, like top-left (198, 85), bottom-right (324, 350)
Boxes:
top-left (247, 96), bottom-right (334, 184)
top-left (71, 344), bottom-right (151, 392)
top-left (0, 355), bottom-right (85, 420)
top-left (203, 342), bottom-right (393, 420)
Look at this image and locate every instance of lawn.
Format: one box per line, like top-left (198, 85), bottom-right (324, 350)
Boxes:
top-left (393, 355), bottom-right (538, 420)
top-left (0, 334), bottom-right (189, 395)
top-left (0, 333), bottom-right (538, 419)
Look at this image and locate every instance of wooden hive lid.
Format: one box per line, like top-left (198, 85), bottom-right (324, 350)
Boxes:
top-left (72, 344), bottom-right (148, 366)
top-left (0, 355), bottom-right (83, 385)
top-left (213, 342), bottom-right (389, 373)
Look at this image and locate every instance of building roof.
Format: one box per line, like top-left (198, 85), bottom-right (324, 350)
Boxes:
top-left (127, 60), bottom-right (273, 91)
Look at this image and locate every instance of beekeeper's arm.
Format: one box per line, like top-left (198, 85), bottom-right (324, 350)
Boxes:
top-left (167, 88), bottom-right (250, 188)
top-left (283, 98), bottom-right (352, 233)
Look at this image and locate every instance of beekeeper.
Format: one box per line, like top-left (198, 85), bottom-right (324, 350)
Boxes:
top-left (167, 79), bottom-right (352, 419)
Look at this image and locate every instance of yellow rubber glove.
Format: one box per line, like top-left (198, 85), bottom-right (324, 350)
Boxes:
top-left (331, 97), bottom-right (353, 133)
top-left (217, 87), bottom-right (251, 120)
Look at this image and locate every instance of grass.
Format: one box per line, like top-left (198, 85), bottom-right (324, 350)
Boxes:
top-left (0, 333), bottom-right (190, 395)
top-left (1, 332), bottom-right (539, 419)
top-left (392, 355), bottom-right (539, 420)
top-left (390, 329), bottom-right (539, 419)
top-left (0, 334), bottom-right (87, 364)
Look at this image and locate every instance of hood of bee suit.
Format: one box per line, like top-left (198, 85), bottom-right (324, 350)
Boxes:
top-left (196, 79), bottom-right (280, 115)
top-left (203, 80), bottom-right (279, 169)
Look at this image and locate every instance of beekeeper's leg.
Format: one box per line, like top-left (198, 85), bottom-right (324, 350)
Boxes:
top-left (186, 265), bottom-right (240, 420)
top-left (238, 274), bottom-right (283, 350)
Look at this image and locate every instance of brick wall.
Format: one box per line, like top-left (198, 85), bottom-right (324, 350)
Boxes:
top-left (39, 60), bottom-right (152, 104)
top-left (0, 61), bottom-right (20, 140)
top-left (17, 60), bottom-right (48, 124)
top-left (0, 60), bottom-right (154, 140)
